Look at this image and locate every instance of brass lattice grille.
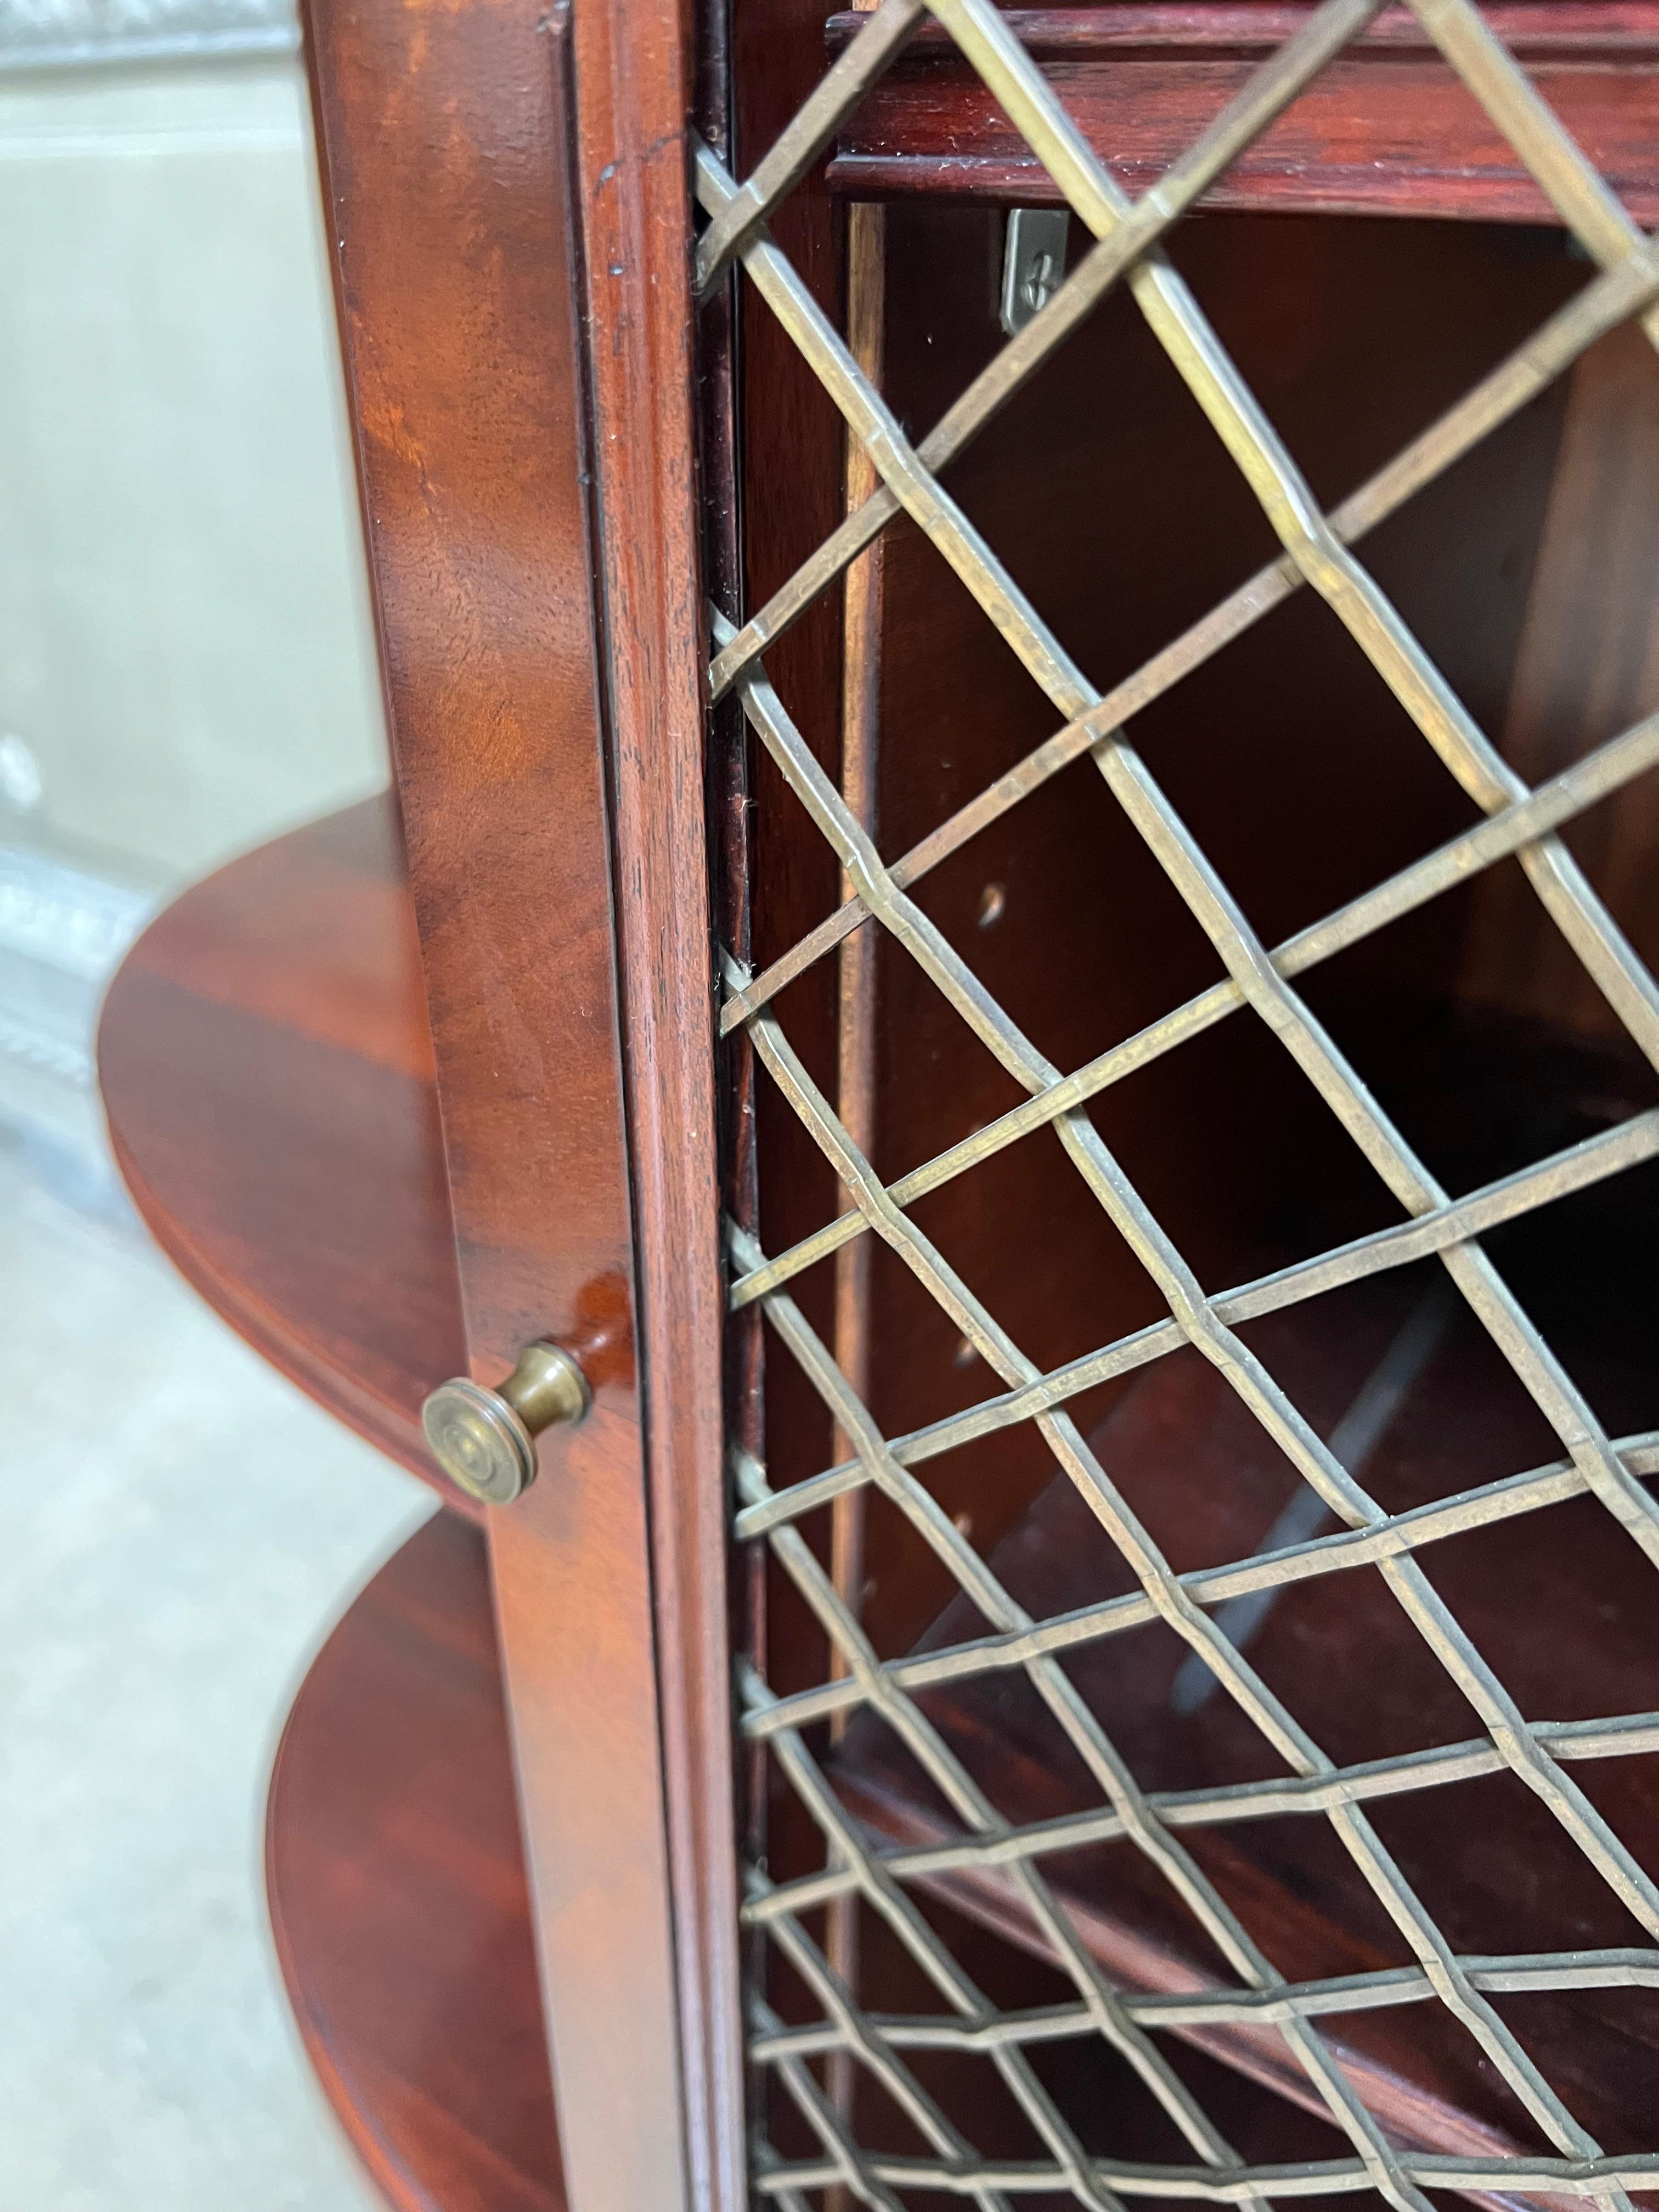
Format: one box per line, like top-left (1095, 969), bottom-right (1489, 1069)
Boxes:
top-left (696, 4), bottom-right (1659, 2204)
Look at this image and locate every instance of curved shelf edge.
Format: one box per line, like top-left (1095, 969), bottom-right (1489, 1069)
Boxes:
top-left (267, 1509), bottom-right (566, 2212)
top-left (97, 797), bottom-right (473, 1513)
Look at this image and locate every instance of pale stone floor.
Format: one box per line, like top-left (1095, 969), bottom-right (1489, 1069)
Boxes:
top-left (0, 1127), bottom-right (426, 2210)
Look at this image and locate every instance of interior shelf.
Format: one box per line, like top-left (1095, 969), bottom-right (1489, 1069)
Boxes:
top-left (267, 1508), bottom-right (566, 2212)
top-left (97, 795), bottom-right (472, 1510)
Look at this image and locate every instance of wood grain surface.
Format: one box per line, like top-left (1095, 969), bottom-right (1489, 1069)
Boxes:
top-left (827, 3), bottom-right (1659, 222)
top-left (267, 1508), bottom-right (565, 2212)
top-left (303, 0), bottom-right (725, 2201)
top-left (568, 0), bottom-right (749, 2192)
top-left (97, 795), bottom-right (471, 1508)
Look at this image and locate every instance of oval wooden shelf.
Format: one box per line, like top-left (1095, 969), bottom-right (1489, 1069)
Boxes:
top-left (97, 796), bottom-right (473, 1511)
top-left (267, 1508), bottom-right (566, 2212)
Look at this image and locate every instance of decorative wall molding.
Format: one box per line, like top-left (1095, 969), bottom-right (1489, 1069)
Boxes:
top-left (0, 844), bottom-right (156, 983)
top-left (0, 0), bottom-right (297, 72)
top-left (0, 1003), bottom-right (91, 1086)
top-left (0, 844), bottom-right (155, 1107)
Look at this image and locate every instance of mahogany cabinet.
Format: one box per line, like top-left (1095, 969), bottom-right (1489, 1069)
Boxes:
top-left (98, 2), bottom-right (1659, 2209)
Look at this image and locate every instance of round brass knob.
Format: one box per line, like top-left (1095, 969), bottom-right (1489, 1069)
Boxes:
top-left (421, 1341), bottom-right (590, 1505)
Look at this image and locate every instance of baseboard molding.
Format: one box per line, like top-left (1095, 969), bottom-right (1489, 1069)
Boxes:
top-left (0, 839), bottom-right (158, 1167)
top-left (0, 0), bottom-right (298, 72)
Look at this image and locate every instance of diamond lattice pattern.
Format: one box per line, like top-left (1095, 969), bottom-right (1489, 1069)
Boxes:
top-left (696, 4), bottom-right (1659, 2205)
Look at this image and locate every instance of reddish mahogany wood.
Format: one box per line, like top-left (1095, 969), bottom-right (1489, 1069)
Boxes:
top-left (569, 0), bottom-right (748, 2197)
top-left (267, 1508), bottom-right (565, 2212)
top-left (303, 0), bottom-right (741, 2201)
top-left (97, 797), bottom-right (472, 1511)
top-left (828, 4), bottom-right (1659, 222)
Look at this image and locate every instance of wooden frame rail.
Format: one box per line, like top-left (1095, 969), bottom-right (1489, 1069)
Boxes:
top-left (301, 0), bottom-right (744, 2207)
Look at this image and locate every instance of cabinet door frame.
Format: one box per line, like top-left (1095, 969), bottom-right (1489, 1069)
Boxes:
top-left (302, 0), bottom-right (744, 2206)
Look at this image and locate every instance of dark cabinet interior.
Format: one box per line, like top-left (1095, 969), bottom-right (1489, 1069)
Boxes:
top-left (740, 193), bottom-right (1659, 2187)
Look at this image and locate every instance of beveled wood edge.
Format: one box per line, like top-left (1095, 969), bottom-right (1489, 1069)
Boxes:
top-left (823, 0), bottom-right (1659, 223)
top-left (572, 0), bottom-right (748, 2199)
top-left (264, 1852), bottom-right (431, 2212)
top-left (264, 1513), bottom-right (563, 2212)
top-left (826, 3), bottom-right (1659, 62)
top-left (106, 1115), bottom-right (465, 1503)
top-left (821, 156), bottom-right (1659, 225)
top-left (94, 812), bottom-right (476, 1519)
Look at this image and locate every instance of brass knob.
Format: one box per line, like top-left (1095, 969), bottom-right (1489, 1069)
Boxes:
top-left (421, 1341), bottom-right (590, 1505)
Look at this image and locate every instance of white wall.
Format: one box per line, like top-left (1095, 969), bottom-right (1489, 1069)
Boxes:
top-left (0, 27), bottom-right (388, 1163)
top-left (0, 49), bottom-right (386, 883)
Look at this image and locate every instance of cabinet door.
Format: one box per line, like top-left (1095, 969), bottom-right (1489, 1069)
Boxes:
top-left (309, 0), bottom-right (1659, 2206)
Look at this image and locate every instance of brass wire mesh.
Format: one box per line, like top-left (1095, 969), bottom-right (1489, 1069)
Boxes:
top-left (697, 2), bottom-right (1659, 2203)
